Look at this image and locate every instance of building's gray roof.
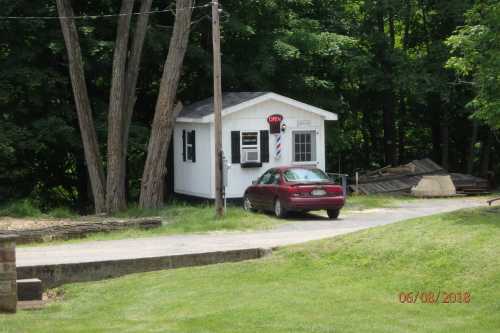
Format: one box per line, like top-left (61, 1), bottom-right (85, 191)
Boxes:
top-left (179, 92), bottom-right (269, 119)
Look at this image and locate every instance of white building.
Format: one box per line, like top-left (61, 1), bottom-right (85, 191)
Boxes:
top-left (173, 92), bottom-right (338, 199)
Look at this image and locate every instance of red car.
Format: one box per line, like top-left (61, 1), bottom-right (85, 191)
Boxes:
top-left (243, 167), bottom-right (345, 219)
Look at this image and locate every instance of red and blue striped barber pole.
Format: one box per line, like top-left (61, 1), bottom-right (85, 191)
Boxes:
top-left (274, 134), bottom-right (282, 159)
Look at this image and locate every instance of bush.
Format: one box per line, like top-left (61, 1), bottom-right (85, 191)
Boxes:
top-left (0, 199), bottom-right (43, 218)
top-left (47, 207), bottom-right (77, 219)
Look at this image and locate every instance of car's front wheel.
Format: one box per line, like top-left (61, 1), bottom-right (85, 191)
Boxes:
top-left (274, 198), bottom-right (287, 218)
top-left (243, 194), bottom-right (254, 212)
top-left (327, 209), bottom-right (340, 220)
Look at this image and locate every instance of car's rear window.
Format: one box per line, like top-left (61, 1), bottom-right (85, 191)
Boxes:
top-left (283, 168), bottom-right (330, 182)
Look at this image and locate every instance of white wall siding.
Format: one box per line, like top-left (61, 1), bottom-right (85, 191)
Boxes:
top-left (174, 98), bottom-right (334, 200)
top-left (222, 100), bottom-right (325, 198)
top-left (173, 123), bottom-right (212, 198)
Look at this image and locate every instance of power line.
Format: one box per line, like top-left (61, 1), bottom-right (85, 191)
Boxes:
top-left (0, 3), bottom-right (211, 21)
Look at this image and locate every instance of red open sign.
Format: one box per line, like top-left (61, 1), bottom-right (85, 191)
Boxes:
top-left (267, 114), bottom-right (283, 124)
top-left (267, 114), bottom-right (283, 134)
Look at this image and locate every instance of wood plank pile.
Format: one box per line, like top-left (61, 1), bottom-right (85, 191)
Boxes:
top-left (351, 158), bottom-right (490, 195)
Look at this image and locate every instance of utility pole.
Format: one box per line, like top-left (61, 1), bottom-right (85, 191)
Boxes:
top-left (212, 0), bottom-right (224, 217)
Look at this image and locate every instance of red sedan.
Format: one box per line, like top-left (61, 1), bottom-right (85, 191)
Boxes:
top-left (243, 167), bottom-right (345, 219)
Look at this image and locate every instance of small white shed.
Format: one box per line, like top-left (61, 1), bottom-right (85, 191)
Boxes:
top-left (173, 92), bottom-right (338, 199)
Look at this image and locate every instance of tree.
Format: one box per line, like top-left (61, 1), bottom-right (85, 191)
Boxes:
top-left (56, 0), bottom-right (154, 213)
top-left (139, 0), bottom-right (193, 209)
top-left (56, 0), bottom-right (107, 213)
top-left (446, 0), bottom-right (500, 129)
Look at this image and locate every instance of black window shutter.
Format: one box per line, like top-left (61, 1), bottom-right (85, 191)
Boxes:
top-left (260, 130), bottom-right (269, 163)
top-left (182, 130), bottom-right (186, 162)
top-left (231, 131), bottom-right (240, 164)
top-left (191, 130), bottom-right (196, 162)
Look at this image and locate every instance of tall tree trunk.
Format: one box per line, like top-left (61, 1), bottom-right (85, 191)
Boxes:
top-left (480, 129), bottom-right (493, 178)
top-left (398, 0), bottom-right (411, 163)
top-left (121, 0), bottom-right (153, 201)
top-left (466, 120), bottom-right (479, 174)
top-left (398, 96), bottom-right (407, 163)
top-left (440, 116), bottom-right (449, 170)
top-left (429, 94), bottom-right (442, 164)
top-left (139, 0), bottom-right (193, 209)
top-left (106, 0), bottom-right (135, 213)
top-left (56, 0), bottom-right (106, 214)
top-left (376, 7), bottom-right (397, 166)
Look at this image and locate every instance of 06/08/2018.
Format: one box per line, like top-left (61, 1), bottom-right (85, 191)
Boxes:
top-left (399, 291), bottom-right (471, 304)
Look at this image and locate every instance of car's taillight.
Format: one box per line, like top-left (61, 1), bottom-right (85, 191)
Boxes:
top-left (326, 186), bottom-right (344, 196)
top-left (286, 186), bottom-right (302, 197)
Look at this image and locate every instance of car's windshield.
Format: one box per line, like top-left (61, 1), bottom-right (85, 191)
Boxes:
top-left (283, 168), bottom-right (330, 182)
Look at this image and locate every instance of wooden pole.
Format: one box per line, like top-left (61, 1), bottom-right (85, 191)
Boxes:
top-left (212, 1), bottom-right (224, 217)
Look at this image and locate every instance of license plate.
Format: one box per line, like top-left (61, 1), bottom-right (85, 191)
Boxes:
top-left (311, 189), bottom-right (327, 196)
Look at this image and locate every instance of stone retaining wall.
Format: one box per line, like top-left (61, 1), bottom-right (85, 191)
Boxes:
top-left (0, 235), bottom-right (17, 313)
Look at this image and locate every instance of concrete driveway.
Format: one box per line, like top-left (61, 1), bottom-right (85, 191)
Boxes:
top-left (16, 197), bottom-right (486, 267)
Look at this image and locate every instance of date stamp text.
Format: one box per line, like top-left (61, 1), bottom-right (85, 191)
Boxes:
top-left (399, 291), bottom-right (471, 304)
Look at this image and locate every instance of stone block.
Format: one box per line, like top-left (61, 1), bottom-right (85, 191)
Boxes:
top-left (17, 279), bottom-right (42, 301)
top-left (0, 281), bottom-right (13, 294)
top-left (0, 263), bottom-right (16, 273)
top-left (411, 175), bottom-right (457, 197)
top-left (0, 248), bottom-right (15, 263)
top-left (0, 294), bottom-right (17, 313)
top-left (0, 234), bottom-right (17, 313)
top-left (0, 272), bottom-right (17, 281)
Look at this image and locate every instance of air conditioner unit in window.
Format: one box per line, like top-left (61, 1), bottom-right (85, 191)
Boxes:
top-left (242, 149), bottom-right (260, 163)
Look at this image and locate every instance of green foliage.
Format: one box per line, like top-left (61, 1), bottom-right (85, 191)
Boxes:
top-left (2, 208), bottom-right (500, 331)
top-left (46, 207), bottom-right (78, 219)
top-left (0, 0), bottom-right (498, 211)
top-left (0, 199), bottom-right (42, 218)
top-left (446, 0), bottom-right (500, 128)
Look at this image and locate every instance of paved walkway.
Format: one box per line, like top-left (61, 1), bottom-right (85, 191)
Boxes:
top-left (17, 198), bottom-right (486, 267)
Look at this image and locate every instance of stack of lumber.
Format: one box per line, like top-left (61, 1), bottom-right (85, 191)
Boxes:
top-left (351, 158), bottom-right (490, 195)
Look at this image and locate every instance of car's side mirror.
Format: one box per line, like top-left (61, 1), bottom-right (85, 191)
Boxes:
top-left (252, 180), bottom-right (258, 185)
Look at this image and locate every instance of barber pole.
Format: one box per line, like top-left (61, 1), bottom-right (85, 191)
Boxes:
top-left (267, 114), bottom-right (284, 160)
top-left (275, 134), bottom-right (282, 160)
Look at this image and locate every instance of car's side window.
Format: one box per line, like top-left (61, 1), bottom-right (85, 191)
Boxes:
top-left (270, 172), bottom-right (281, 185)
top-left (258, 171), bottom-right (273, 185)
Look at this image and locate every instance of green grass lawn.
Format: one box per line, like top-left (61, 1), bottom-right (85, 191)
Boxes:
top-left (343, 194), bottom-right (415, 210)
top-left (2, 207), bottom-right (499, 332)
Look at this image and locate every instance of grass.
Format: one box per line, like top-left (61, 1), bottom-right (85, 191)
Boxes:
top-left (0, 200), bottom-right (77, 219)
top-left (2, 207), bottom-right (499, 332)
top-left (344, 194), bottom-right (415, 210)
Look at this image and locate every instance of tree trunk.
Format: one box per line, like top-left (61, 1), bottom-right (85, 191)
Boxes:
top-left (480, 129), bottom-right (493, 178)
top-left (376, 7), bottom-right (398, 166)
top-left (122, 0), bottom-right (154, 200)
top-left (56, 0), bottom-right (106, 214)
top-left (398, 0), bottom-right (411, 163)
top-left (429, 94), bottom-right (442, 164)
top-left (398, 96), bottom-right (407, 163)
top-left (106, 0), bottom-right (135, 213)
top-left (139, 0), bottom-right (194, 209)
top-left (140, 103), bottom-right (184, 208)
top-left (466, 120), bottom-right (479, 174)
top-left (440, 112), bottom-right (449, 170)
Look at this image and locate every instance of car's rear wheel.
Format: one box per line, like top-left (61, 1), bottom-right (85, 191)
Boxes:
top-left (274, 198), bottom-right (287, 218)
top-left (327, 209), bottom-right (340, 220)
top-left (243, 195), bottom-right (254, 212)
